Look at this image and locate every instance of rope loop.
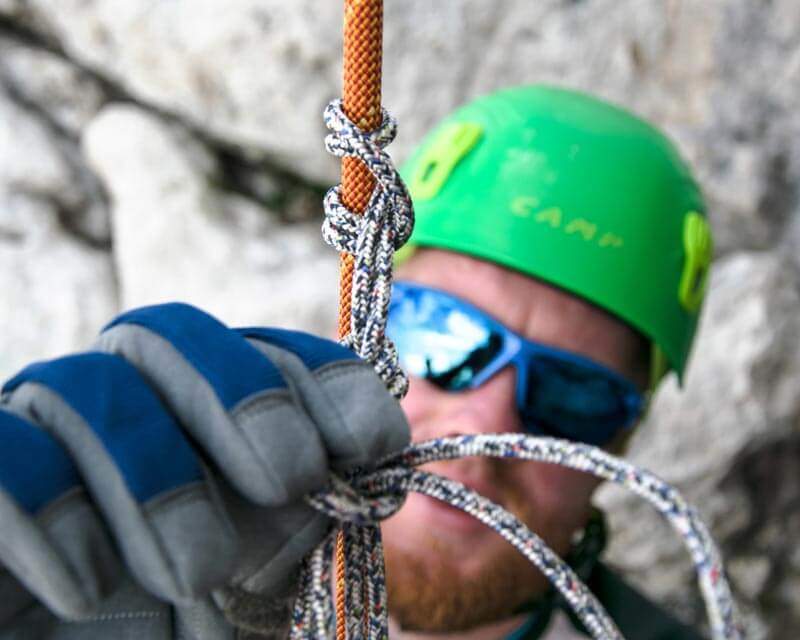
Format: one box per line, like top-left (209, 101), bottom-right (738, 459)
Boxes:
top-left (322, 99), bottom-right (414, 399)
top-left (292, 435), bottom-right (743, 640)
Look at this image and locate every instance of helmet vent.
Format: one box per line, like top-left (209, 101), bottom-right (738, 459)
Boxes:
top-left (409, 122), bottom-right (483, 202)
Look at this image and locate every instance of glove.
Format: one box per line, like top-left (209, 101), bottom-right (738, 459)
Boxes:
top-left (0, 303), bottom-right (409, 636)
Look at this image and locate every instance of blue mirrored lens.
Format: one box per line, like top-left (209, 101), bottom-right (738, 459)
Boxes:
top-left (387, 289), bottom-right (503, 390)
top-left (522, 355), bottom-right (637, 444)
top-left (389, 282), bottom-right (642, 446)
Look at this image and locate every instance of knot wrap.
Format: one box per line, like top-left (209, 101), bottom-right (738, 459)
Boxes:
top-left (306, 474), bottom-right (406, 525)
top-left (322, 99), bottom-right (414, 399)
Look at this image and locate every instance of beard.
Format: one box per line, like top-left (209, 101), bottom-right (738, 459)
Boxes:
top-left (383, 459), bottom-right (563, 633)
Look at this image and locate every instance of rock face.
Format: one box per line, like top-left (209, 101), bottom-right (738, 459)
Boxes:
top-left (0, 189), bottom-right (116, 376)
top-left (0, 43), bottom-right (115, 376)
top-left (1, 1), bottom-right (799, 637)
top-left (82, 105), bottom-right (338, 331)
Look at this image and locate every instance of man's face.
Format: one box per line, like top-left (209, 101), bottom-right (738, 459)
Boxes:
top-left (382, 249), bottom-right (648, 633)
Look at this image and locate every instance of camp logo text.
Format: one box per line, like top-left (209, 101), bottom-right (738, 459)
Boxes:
top-left (510, 196), bottom-right (624, 249)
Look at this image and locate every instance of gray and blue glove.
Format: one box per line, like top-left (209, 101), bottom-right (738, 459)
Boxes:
top-left (0, 303), bottom-right (408, 637)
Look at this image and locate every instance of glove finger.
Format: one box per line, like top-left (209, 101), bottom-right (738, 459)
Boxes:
top-left (3, 354), bottom-right (239, 607)
top-left (210, 497), bottom-right (323, 638)
top-left (239, 328), bottom-right (410, 470)
top-left (0, 408), bottom-right (121, 620)
top-left (212, 478), bottom-right (330, 604)
top-left (94, 303), bottom-right (329, 505)
top-left (2, 579), bottom-right (173, 638)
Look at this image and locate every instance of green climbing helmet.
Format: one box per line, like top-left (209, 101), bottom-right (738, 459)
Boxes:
top-left (399, 85), bottom-right (712, 382)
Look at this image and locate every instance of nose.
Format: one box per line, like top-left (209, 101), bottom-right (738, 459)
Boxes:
top-left (400, 366), bottom-right (521, 443)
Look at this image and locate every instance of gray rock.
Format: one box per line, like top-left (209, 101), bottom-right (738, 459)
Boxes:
top-left (701, 0), bottom-right (800, 255)
top-left (11, 1), bottom-right (800, 258)
top-left (0, 79), bottom-right (116, 377)
top-left (15, 0), bottom-right (344, 183)
top-left (0, 38), bottom-right (106, 134)
top-left (0, 189), bottom-right (116, 378)
top-left (82, 104), bottom-right (338, 334)
top-left (9, 1), bottom-right (714, 182)
top-left (596, 251), bottom-right (800, 633)
top-left (0, 39), bottom-right (110, 244)
top-left (0, 81), bottom-right (74, 197)
top-left (0, 1), bottom-right (21, 15)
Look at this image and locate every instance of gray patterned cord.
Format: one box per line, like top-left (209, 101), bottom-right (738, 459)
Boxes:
top-left (322, 99), bottom-right (413, 399)
top-left (299, 99), bottom-right (744, 640)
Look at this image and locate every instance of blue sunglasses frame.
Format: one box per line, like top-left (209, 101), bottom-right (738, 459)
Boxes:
top-left (388, 281), bottom-right (645, 446)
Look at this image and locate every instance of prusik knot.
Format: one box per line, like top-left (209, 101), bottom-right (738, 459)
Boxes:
top-left (306, 472), bottom-right (407, 525)
top-left (322, 99), bottom-right (414, 399)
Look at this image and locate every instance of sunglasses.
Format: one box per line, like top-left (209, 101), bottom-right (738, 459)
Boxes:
top-left (386, 281), bottom-right (644, 446)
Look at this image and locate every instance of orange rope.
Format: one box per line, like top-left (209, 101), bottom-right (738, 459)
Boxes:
top-left (337, 0), bottom-right (383, 340)
top-left (335, 529), bottom-right (347, 639)
top-left (336, 1), bottom-right (383, 639)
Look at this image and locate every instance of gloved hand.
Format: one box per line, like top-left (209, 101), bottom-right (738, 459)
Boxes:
top-left (0, 303), bottom-right (409, 637)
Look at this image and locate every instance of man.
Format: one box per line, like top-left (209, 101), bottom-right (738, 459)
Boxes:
top-left (381, 85), bottom-right (712, 639)
top-left (0, 85), bottom-right (711, 639)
